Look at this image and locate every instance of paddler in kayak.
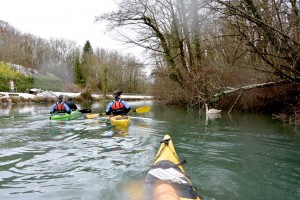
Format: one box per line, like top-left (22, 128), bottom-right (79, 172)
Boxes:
top-left (105, 91), bottom-right (130, 116)
top-left (50, 95), bottom-right (71, 114)
top-left (65, 97), bottom-right (78, 111)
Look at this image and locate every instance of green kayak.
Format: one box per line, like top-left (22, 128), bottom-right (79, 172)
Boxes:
top-left (49, 109), bottom-right (79, 120)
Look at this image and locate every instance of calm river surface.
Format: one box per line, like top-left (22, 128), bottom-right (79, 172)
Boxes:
top-left (0, 100), bottom-right (299, 200)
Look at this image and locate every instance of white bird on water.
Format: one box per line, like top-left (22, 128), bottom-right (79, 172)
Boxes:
top-left (205, 103), bottom-right (222, 114)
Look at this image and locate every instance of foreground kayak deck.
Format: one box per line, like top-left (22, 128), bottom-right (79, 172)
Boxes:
top-left (49, 109), bottom-right (79, 120)
top-left (119, 136), bottom-right (201, 199)
top-left (109, 115), bottom-right (130, 127)
top-left (144, 134), bottom-right (201, 200)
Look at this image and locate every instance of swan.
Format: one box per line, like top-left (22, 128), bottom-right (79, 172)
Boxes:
top-left (205, 103), bottom-right (221, 114)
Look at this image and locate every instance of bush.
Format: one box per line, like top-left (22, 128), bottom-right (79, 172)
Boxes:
top-left (0, 62), bottom-right (23, 92)
top-left (77, 89), bottom-right (93, 101)
top-left (0, 62), bottom-right (64, 92)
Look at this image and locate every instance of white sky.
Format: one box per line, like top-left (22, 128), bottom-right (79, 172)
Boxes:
top-left (1, 0), bottom-right (143, 58)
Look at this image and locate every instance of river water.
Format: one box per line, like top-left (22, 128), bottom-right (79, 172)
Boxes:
top-left (0, 101), bottom-right (299, 200)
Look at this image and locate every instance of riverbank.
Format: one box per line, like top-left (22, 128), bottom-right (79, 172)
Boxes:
top-left (0, 91), bottom-right (153, 104)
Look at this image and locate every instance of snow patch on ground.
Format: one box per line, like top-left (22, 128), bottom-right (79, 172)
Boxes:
top-left (0, 91), bottom-right (153, 100)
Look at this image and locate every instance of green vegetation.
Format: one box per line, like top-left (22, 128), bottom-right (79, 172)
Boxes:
top-left (0, 62), bottom-right (30, 92)
top-left (0, 62), bottom-right (63, 92)
top-left (33, 75), bottom-right (63, 91)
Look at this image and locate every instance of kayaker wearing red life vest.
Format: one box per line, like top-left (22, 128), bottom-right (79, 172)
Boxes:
top-left (50, 95), bottom-right (71, 114)
top-left (105, 91), bottom-right (131, 116)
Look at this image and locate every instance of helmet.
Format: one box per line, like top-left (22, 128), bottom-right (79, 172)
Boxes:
top-left (58, 95), bottom-right (63, 101)
top-left (113, 90), bottom-right (123, 97)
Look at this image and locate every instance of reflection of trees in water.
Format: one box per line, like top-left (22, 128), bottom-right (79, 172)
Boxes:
top-left (0, 103), bottom-right (49, 117)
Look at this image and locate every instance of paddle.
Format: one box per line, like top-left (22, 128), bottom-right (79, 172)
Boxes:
top-left (134, 106), bottom-right (151, 113)
top-left (85, 106), bottom-right (151, 119)
top-left (78, 109), bottom-right (91, 113)
top-left (50, 108), bottom-right (91, 115)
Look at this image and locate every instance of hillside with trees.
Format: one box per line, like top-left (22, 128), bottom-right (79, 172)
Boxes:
top-left (0, 20), bottom-right (149, 95)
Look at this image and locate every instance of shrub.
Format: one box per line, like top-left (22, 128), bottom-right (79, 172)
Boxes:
top-left (0, 62), bottom-right (64, 92)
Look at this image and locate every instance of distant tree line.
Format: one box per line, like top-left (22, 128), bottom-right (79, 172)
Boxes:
top-left (97, 0), bottom-right (300, 125)
top-left (0, 20), bottom-right (149, 95)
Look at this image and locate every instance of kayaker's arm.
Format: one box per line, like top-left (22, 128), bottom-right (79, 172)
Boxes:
top-left (121, 100), bottom-right (131, 114)
top-left (106, 102), bottom-right (114, 115)
top-left (50, 104), bottom-right (55, 114)
top-left (63, 103), bottom-right (71, 114)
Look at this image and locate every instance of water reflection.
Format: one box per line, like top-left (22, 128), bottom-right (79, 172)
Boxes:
top-left (48, 116), bottom-right (129, 139)
top-left (103, 122), bottom-right (129, 137)
top-left (0, 103), bottom-right (49, 118)
top-left (205, 112), bottom-right (222, 128)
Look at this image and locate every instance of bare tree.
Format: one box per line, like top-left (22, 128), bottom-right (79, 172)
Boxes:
top-left (212, 0), bottom-right (300, 84)
top-left (96, 1), bottom-right (223, 104)
top-left (97, 1), bottom-right (177, 69)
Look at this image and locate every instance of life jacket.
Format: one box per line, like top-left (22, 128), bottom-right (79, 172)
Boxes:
top-left (111, 99), bottom-right (125, 114)
top-left (55, 102), bottom-right (66, 111)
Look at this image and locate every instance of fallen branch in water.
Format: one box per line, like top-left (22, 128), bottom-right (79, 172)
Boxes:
top-left (209, 81), bottom-right (286, 103)
top-left (228, 91), bottom-right (244, 114)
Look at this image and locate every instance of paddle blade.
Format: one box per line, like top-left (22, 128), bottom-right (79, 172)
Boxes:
top-left (86, 113), bottom-right (100, 119)
top-left (79, 109), bottom-right (91, 113)
top-left (135, 106), bottom-right (151, 113)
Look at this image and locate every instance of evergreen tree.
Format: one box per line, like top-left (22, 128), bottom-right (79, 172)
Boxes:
top-left (81, 40), bottom-right (95, 87)
top-left (83, 40), bottom-right (93, 54)
top-left (74, 56), bottom-right (85, 85)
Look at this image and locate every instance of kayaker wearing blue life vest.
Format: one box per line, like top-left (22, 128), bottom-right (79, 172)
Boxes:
top-left (50, 95), bottom-right (71, 114)
top-left (106, 91), bottom-right (130, 116)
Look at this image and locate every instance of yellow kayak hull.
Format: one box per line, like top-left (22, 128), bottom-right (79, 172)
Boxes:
top-left (109, 115), bottom-right (130, 127)
top-left (145, 134), bottom-right (201, 200)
